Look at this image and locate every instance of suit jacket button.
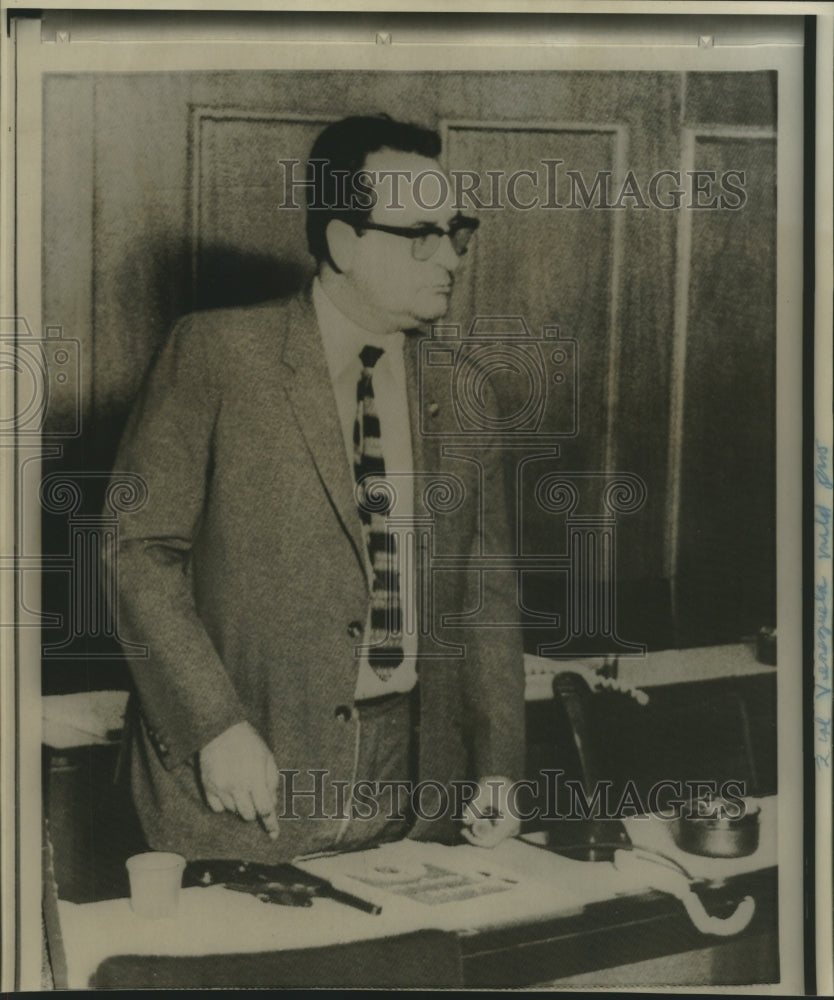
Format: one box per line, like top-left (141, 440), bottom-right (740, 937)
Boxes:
top-left (334, 705), bottom-right (351, 722)
top-left (347, 620), bottom-right (363, 639)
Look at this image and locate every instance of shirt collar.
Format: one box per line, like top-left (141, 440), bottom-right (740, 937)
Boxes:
top-left (313, 277), bottom-right (405, 383)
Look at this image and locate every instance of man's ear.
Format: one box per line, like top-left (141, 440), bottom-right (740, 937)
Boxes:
top-left (325, 219), bottom-right (358, 273)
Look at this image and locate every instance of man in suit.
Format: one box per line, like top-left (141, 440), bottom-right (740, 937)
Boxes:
top-left (110, 115), bottom-right (525, 863)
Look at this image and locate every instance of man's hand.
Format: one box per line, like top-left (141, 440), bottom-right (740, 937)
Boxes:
top-left (198, 721), bottom-right (280, 840)
top-left (461, 775), bottom-right (521, 848)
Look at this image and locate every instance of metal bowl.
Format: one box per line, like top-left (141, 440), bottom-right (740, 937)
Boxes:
top-left (671, 800), bottom-right (761, 858)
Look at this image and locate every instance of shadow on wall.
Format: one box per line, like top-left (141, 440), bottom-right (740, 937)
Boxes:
top-left (99, 241), bottom-right (317, 441)
top-left (194, 246), bottom-right (313, 311)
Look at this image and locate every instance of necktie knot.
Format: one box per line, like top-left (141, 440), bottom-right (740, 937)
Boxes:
top-left (360, 345), bottom-right (385, 371)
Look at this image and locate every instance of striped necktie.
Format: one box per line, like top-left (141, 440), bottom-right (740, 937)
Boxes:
top-left (353, 345), bottom-right (404, 680)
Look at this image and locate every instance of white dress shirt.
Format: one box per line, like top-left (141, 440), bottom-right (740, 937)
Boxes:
top-left (312, 278), bottom-right (418, 699)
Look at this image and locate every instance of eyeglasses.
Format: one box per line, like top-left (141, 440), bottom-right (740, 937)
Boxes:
top-left (353, 216), bottom-right (480, 261)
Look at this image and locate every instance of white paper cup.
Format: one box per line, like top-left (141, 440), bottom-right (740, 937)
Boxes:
top-left (126, 852), bottom-right (186, 919)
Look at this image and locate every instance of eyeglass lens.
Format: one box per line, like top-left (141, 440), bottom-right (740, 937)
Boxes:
top-left (413, 225), bottom-right (476, 261)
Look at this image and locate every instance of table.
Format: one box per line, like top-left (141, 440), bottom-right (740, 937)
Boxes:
top-left (52, 797), bottom-right (778, 988)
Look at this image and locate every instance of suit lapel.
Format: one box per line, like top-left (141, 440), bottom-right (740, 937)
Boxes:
top-left (280, 299), bottom-right (444, 587)
top-left (280, 292), bottom-right (367, 576)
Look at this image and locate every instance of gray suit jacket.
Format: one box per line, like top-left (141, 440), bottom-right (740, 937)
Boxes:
top-left (111, 287), bottom-right (525, 862)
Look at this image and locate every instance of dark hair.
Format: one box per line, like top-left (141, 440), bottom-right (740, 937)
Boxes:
top-left (305, 114), bottom-right (442, 268)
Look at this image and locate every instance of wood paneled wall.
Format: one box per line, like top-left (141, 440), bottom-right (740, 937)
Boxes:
top-left (40, 70), bottom-right (776, 690)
